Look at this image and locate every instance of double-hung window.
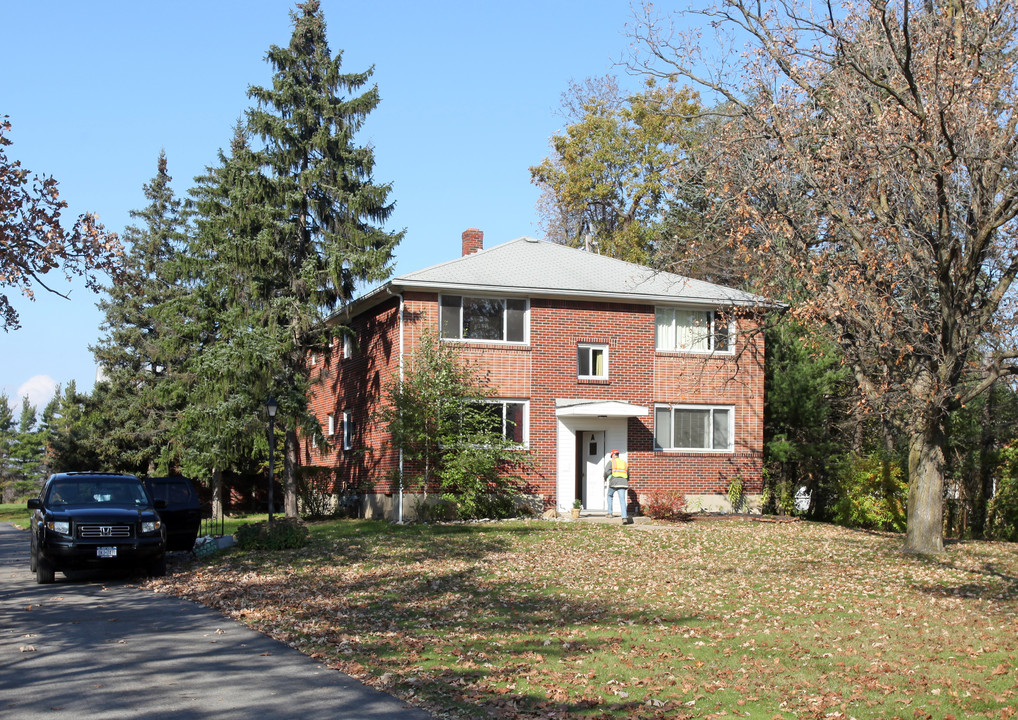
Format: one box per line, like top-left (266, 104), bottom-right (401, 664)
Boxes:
top-left (465, 400), bottom-right (528, 445)
top-left (655, 307), bottom-right (731, 353)
top-left (577, 344), bottom-right (608, 379)
top-left (440, 295), bottom-right (527, 343)
top-left (654, 405), bottom-right (732, 451)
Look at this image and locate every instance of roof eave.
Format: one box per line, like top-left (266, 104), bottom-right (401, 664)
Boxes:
top-left (329, 278), bottom-right (778, 325)
top-left (394, 280), bottom-right (773, 308)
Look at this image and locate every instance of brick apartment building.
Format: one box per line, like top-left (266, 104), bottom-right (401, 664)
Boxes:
top-left (304, 229), bottom-right (769, 520)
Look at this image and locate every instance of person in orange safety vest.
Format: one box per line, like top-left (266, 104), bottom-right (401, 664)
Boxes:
top-left (603, 449), bottom-right (631, 521)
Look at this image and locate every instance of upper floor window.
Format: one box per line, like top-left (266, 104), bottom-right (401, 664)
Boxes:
top-left (441, 295), bottom-right (527, 343)
top-left (327, 412), bottom-right (336, 436)
top-left (343, 334), bottom-right (354, 359)
top-left (655, 307), bottom-right (731, 353)
top-left (654, 404), bottom-right (732, 451)
top-left (577, 344), bottom-right (608, 379)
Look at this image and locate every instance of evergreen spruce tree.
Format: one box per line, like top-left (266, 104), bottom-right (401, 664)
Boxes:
top-left (91, 152), bottom-right (189, 474)
top-left (175, 123), bottom-right (281, 510)
top-left (0, 394), bottom-right (16, 498)
top-left (244, 1), bottom-right (402, 516)
top-left (7, 398), bottom-right (46, 500)
top-left (42, 381), bottom-right (101, 473)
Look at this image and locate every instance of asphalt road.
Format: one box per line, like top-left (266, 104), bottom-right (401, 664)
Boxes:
top-left (0, 523), bottom-right (437, 720)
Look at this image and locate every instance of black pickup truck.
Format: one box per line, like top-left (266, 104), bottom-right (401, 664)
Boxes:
top-left (29, 472), bottom-right (167, 584)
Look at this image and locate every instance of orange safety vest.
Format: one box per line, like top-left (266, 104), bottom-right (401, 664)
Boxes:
top-left (610, 457), bottom-right (628, 479)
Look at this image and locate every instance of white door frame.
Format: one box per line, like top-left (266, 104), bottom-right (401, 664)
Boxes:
top-left (554, 400), bottom-right (648, 513)
top-left (555, 416), bottom-right (628, 513)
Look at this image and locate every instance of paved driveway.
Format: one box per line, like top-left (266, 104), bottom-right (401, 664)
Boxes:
top-left (0, 523), bottom-right (436, 719)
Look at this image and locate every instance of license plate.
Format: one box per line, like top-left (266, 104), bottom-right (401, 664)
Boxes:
top-left (97, 546), bottom-right (117, 558)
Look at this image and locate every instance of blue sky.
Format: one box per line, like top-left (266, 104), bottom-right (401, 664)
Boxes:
top-left (1, 0), bottom-right (650, 413)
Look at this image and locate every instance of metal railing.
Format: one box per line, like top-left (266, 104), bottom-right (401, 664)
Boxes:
top-left (199, 505), bottom-right (224, 539)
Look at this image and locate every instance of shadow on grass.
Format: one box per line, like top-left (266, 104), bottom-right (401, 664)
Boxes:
top-left (277, 563), bottom-right (699, 718)
top-left (912, 563), bottom-right (1018, 603)
top-left (308, 518), bottom-right (562, 565)
top-left (193, 521), bottom-right (702, 719)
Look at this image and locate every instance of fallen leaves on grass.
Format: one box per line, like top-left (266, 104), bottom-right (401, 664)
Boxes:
top-left (147, 521), bottom-right (1018, 719)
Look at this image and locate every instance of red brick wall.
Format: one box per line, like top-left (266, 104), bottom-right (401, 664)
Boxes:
top-left (304, 292), bottom-right (765, 507)
top-left (304, 296), bottom-right (402, 494)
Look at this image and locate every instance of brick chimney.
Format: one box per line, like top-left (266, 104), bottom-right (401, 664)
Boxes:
top-left (462, 228), bottom-right (483, 256)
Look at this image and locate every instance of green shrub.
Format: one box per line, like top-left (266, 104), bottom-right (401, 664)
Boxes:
top-left (727, 476), bottom-right (745, 513)
top-left (235, 517), bottom-right (310, 551)
top-left (831, 453), bottom-right (907, 531)
top-left (986, 445), bottom-right (1018, 542)
top-left (644, 491), bottom-right (692, 522)
top-left (437, 444), bottom-right (530, 520)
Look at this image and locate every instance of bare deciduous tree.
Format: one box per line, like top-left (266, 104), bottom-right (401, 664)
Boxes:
top-left (0, 117), bottom-right (122, 331)
top-left (530, 76), bottom-right (702, 263)
top-left (629, 0), bottom-right (1018, 554)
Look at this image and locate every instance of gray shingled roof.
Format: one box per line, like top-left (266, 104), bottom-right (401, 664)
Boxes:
top-left (393, 237), bottom-right (767, 307)
top-left (343, 236), bottom-right (770, 318)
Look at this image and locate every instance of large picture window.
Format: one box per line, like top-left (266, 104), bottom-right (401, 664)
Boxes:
top-left (441, 295), bottom-right (527, 343)
top-left (466, 400), bottom-right (527, 444)
top-left (655, 307), bottom-right (731, 353)
top-left (654, 405), bottom-right (732, 451)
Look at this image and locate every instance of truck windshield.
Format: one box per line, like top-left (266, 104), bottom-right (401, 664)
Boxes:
top-left (46, 479), bottom-right (149, 507)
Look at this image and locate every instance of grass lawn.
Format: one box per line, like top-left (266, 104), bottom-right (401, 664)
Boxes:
top-left (0, 504), bottom-right (265, 534)
top-left (145, 518), bottom-right (1013, 718)
top-left (0, 502), bottom-right (30, 528)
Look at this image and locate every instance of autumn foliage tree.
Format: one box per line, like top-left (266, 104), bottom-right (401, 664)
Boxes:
top-left (530, 77), bottom-right (701, 263)
top-left (630, 0), bottom-right (1018, 553)
top-left (0, 117), bottom-right (121, 331)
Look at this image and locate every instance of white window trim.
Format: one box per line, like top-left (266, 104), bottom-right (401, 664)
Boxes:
top-left (343, 334), bottom-right (353, 359)
top-left (654, 403), bottom-right (734, 452)
top-left (466, 398), bottom-right (530, 447)
top-left (577, 343), bottom-right (609, 380)
top-left (439, 294), bottom-right (530, 345)
top-left (327, 412), bottom-right (336, 437)
top-left (655, 307), bottom-right (734, 355)
top-left (342, 411), bottom-right (353, 451)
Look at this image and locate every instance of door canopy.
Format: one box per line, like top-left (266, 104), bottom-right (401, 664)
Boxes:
top-left (555, 400), bottom-right (649, 418)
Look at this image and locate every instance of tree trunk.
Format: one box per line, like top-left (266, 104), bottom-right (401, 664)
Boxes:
top-left (210, 467), bottom-right (223, 520)
top-left (973, 391), bottom-right (995, 537)
top-left (284, 426), bottom-right (299, 518)
top-left (904, 426), bottom-right (946, 554)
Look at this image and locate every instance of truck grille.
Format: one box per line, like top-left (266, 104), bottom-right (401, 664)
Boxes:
top-left (78, 524), bottom-right (134, 539)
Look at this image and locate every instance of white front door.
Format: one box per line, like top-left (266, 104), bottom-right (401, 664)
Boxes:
top-left (555, 415), bottom-right (631, 513)
top-left (581, 431), bottom-right (606, 511)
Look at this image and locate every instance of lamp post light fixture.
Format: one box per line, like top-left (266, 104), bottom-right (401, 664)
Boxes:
top-left (265, 395), bottom-right (278, 524)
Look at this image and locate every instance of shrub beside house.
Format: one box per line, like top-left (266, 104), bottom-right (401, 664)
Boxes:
top-left (303, 229), bottom-right (769, 520)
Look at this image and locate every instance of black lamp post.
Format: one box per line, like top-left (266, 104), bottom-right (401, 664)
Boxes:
top-left (265, 395), bottom-right (278, 524)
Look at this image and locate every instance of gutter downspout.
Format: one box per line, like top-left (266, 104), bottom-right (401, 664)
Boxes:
top-left (383, 285), bottom-right (406, 524)
top-left (397, 292), bottom-right (405, 524)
